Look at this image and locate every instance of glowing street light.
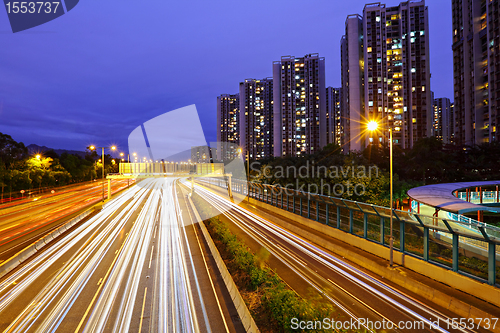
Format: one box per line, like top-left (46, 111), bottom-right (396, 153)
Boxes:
top-left (367, 120), bottom-right (379, 132)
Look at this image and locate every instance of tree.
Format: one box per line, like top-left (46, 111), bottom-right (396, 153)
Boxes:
top-left (0, 159), bottom-right (7, 200)
top-left (60, 153), bottom-right (95, 182)
top-left (0, 132), bottom-right (27, 167)
top-left (407, 137), bottom-right (446, 184)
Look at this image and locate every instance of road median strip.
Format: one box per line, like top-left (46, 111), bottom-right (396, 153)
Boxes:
top-left (0, 206), bottom-right (96, 280)
top-left (0, 181), bottom-right (135, 281)
top-left (186, 194), bottom-right (260, 333)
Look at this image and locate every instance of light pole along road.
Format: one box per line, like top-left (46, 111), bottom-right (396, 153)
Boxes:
top-left (0, 178), bottom-right (242, 333)
top-left (368, 119), bottom-right (395, 267)
top-left (89, 145), bottom-right (116, 202)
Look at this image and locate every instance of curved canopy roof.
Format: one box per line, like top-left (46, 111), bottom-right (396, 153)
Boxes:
top-left (408, 181), bottom-right (500, 214)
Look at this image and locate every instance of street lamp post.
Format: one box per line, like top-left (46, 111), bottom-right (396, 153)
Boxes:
top-left (237, 147), bottom-right (250, 201)
top-left (90, 145), bottom-right (116, 201)
top-left (120, 152), bottom-right (131, 188)
top-left (368, 120), bottom-right (394, 267)
top-left (389, 126), bottom-right (394, 267)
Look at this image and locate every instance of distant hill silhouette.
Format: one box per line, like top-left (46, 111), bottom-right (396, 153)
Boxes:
top-left (27, 144), bottom-right (87, 159)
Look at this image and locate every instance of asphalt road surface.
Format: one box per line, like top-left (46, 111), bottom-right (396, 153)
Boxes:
top-left (0, 180), bottom-right (132, 262)
top-left (0, 178), bottom-right (242, 333)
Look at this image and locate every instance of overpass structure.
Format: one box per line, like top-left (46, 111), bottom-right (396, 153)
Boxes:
top-left (408, 181), bottom-right (500, 221)
top-left (105, 162), bottom-right (235, 199)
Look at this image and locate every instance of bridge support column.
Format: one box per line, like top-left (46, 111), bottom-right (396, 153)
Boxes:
top-left (337, 206), bottom-right (341, 229)
top-left (400, 221), bottom-right (405, 253)
top-left (363, 213), bottom-right (368, 239)
top-left (108, 179), bottom-right (111, 200)
top-left (488, 243), bottom-right (496, 285)
top-left (227, 175), bottom-right (232, 199)
top-left (423, 227), bottom-right (429, 261)
top-left (452, 234), bottom-right (459, 272)
top-left (307, 198), bottom-right (311, 219)
top-left (381, 217), bottom-right (385, 244)
top-left (349, 210), bottom-right (353, 233)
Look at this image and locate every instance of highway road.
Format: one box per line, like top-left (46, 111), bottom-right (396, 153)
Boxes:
top-left (0, 180), bottom-right (131, 262)
top-left (191, 182), bottom-right (486, 333)
top-left (0, 178), bottom-right (241, 333)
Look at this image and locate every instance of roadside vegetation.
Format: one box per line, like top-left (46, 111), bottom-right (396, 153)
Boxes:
top-left (0, 132), bottom-right (118, 199)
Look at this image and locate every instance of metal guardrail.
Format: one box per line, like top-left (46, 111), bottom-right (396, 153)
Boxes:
top-left (197, 177), bottom-right (500, 286)
top-left (458, 190), bottom-right (500, 204)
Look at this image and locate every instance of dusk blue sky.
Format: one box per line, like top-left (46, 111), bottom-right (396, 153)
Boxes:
top-left (0, 0), bottom-right (453, 153)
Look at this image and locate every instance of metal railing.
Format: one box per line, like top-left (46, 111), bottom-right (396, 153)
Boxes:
top-left (457, 190), bottom-right (500, 204)
top-left (197, 177), bottom-right (500, 286)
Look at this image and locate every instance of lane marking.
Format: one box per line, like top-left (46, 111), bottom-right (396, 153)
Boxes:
top-left (138, 287), bottom-right (148, 333)
top-left (327, 278), bottom-right (396, 327)
top-left (73, 222), bottom-right (133, 333)
top-left (182, 189), bottom-right (230, 333)
top-left (148, 246), bottom-right (154, 269)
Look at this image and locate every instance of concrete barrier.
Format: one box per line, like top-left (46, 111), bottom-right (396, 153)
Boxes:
top-left (186, 195), bottom-right (260, 333)
top-left (0, 207), bottom-right (96, 280)
top-left (243, 197), bottom-right (500, 331)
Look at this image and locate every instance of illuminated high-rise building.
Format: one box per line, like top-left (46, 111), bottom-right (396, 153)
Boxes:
top-left (433, 97), bottom-right (452, 144)
top-left (272, 54), bottom-right (327, 157)
top-left (342, 1), bottom-right (432, 150)
top-left (452, 0), bottom-right (499, 144)
top-left (326, 87), bottom-right (342, 146)
top-left (341, 15), bottom-right (364, 151)
top-left (239, 78), bottom-right (274, 160)
top-left (216, 93), bottom-right (240, 160)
